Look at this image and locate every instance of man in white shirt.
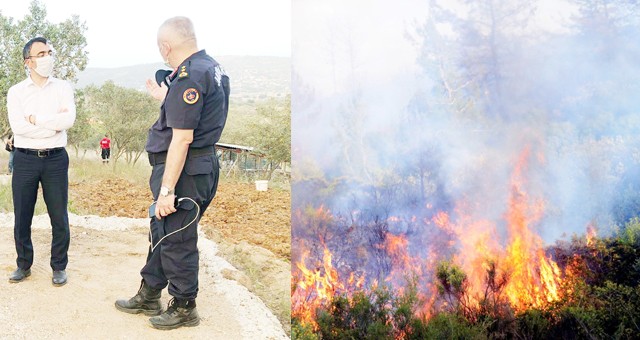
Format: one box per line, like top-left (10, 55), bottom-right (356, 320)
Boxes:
top-left (6, 37), bottom-right (76, 286)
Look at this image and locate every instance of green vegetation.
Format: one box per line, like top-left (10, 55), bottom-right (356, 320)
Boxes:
top-left (247, 96), bottom-right (291, 179)
top-left (0, 178), bottom-right (47, 215)
top-left (293, 281), bottom-right (431, 340)
top-left (0, 153), bottom-right (150, 214)
top-left (220, 96), bottom-right (291, 180)
top-left (78, 81), bottom-right (158, 165)
top-left (0, 0), bottom-right (88, 134)
top-left (293, 221), bottom-right (640, 339)
top-left (1, 1), bottom-right (291, 177)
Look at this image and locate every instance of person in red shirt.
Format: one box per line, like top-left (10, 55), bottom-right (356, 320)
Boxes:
top-left (100, 134), bottom-right (111, 164)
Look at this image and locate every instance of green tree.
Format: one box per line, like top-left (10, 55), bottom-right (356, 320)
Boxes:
top-left (248, 95), bottom-right (291, 179)
top-left (67, 88), bottom-right (95, 157)
top-left (0, 0), bottom-right (88, 133)
top-left (218, 103), bottom-right (258, 146)
top-left (83, 81), bottom-right (157, 166)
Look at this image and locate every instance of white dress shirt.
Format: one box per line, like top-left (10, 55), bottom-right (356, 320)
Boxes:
top-left (7, 76), bottom-right (76, 149)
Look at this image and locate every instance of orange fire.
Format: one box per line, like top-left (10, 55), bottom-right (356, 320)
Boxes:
top-left (291, 207), bottom-right (371, 329)
top-left (586, 224), bottom-right (597, 247)
top-left (431, 147), bottom-right (564, 310)
top-left (292, 242), bottom-right (354, 328)
top-left (501, 147), bottom-right (563, 310)
top-left (433, 207), bottom-right (501, 305)
top-left (291, 205), bottom-right (349, 328)
top-left (292, 146), bottom-right (566, 327)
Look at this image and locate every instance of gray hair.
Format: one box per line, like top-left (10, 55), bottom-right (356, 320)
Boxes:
top-left (160, 16), bottom-right (196, 42)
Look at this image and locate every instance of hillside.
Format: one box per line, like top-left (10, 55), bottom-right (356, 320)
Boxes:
top-left (75, 56), bottom-right (290, 102)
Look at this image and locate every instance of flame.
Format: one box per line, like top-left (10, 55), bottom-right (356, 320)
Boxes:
top-left (427, 147), bottom-right (564, 311)
top-left (291, 205), bottom-right (346, 328)
top-left (292, 237), bottom-right (366, 329)
top-left (384, 233), bottom-right (425, 286)
top-left (292, 146), bottom-right (566, 327)
top-left (432, 207), bottom-right (502, 308)
top-left (586, 224), bottom-right (597, 247)
top-left (501, 147), bottom-right (562, 310)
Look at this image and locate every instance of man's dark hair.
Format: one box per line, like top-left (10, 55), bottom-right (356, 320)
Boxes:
top-left (23, 37), bottom-right (48, 60)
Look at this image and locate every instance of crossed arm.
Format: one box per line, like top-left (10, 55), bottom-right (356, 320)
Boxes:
top-left (7, 83), bottom-right (76, 138)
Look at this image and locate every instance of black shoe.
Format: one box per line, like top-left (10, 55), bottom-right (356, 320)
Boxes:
top-left (52, 270), bottom-right (67, 286)
top-left (9, 268), bottom-right (31, 283)
top-left (115, 280), bottom-right (163, 316)
top-left (149, 298), bottom-right (200, 330)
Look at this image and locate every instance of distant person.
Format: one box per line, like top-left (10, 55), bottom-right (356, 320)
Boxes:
top-left (100, 134), bottom-right (111, 164)
top-left (6, 37), bottom-right (76, 286)
top-left (115, 16), bottom-right (230, 330)
top-left (5, 134), bottom-right (15, 174)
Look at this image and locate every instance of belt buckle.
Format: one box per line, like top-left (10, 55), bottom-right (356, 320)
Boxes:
top-left (37, 149), bottom-right (47, 158)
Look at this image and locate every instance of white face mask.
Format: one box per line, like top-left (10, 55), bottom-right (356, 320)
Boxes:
top-left (33, 55), bottom-right (54, 77)
top-left (160, 44), bottom-right (172, 68)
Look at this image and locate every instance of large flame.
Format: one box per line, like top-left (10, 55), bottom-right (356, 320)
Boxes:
top-left (292, 240), bottom-right (365, 328)
top-left (502, 147), bottom-right (562, 310)
top-left (429, 147), bottom-right (563, 311)
top-left (291, 204), bottom-right (367, 328)
top-left (292, 147), bottom-right (566, 327)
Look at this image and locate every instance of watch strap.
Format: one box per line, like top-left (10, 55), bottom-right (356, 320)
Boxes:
top-left (160, 186), bottom-right (174, 196)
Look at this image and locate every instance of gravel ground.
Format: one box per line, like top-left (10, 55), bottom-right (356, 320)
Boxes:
top-left (0, 212), bottom-right (288, 339)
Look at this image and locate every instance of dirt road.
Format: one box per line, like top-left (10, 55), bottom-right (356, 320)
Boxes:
top-left (0, 213), bottom-right (288, 339)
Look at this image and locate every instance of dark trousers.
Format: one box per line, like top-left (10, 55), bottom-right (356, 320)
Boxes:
top-left (141, 154), bottom-right (219, 300)
top-left (101, 148), bottom-right (110, 160)
top-left (12, 148), bottom-right (70, 271)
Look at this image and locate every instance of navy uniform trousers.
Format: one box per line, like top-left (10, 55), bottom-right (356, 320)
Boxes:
top-left (12, 148), bottom-right (70, 271)
top-left (141, 153), bottom-right (219, 300)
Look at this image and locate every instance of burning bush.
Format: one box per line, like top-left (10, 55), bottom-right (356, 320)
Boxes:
top-left (292, 216), bottom-right (640, 339)
top-left (291, 148), bottom-right (640, 339)
top-left (293, 280), bottom-right (433, 339)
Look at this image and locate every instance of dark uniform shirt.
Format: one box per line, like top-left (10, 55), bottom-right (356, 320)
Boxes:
top-left (146, 50), bottom-right (230, 153)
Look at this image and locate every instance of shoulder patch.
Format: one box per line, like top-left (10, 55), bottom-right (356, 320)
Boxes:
top-left (183, 88), bottom-right (199, 104)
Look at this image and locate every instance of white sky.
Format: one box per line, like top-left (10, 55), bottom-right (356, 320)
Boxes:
top-left (1, 0), bottom-right (291, 68)
top-left (293, 0), bottom-right (426, 96)
top-left (293, 0), bottom-right (575, 97)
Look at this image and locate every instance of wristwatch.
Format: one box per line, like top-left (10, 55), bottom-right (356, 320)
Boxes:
top-left (160, 186), bottom-right (174, 197)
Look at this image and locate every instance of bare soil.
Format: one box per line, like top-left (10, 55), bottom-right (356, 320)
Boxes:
top-left (1, 175), bottom-right (291, 338)
top-left (68, 179), bottom-right (291, 259)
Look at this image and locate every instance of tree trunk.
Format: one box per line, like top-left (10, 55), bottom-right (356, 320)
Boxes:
top-left (133, 150), bottom-right (144, 166)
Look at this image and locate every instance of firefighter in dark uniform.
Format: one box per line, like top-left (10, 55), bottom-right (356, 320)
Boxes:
top-left (115, 16), bottom-right (229, 330)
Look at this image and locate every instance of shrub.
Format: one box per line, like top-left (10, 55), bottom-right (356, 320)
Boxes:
top-left (424, 313), bottom-right (486, 340)
top-left (310, 281), bottom-right (433, 339)
top-left (514, 309), bottom-right (551, 340)
top-left (291, 319), bottom-right (319, 340)
top-left (592, 281), bottom-right (640, 338)
top-left (296, 223), bottom-right (640, 339)
top-left (315, 289), bottom-right (393, 339)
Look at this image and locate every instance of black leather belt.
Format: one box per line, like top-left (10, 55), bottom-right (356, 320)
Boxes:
top-left (16, 147), bottom-right (64, 158)
top-left (148, 146), bottom-right (215, 166)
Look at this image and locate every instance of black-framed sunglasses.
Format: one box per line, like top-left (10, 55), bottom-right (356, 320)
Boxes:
top-left (27, 50), bottom-right (54, 59)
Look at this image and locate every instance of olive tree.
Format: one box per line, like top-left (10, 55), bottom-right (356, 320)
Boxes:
top-left (0, 0), bottom-right (88, 134)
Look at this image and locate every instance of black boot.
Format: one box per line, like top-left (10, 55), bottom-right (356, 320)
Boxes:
top-left (115, 280), bottom-right (163, 316)
top-left (149, 298), bottom-right (200, 330)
